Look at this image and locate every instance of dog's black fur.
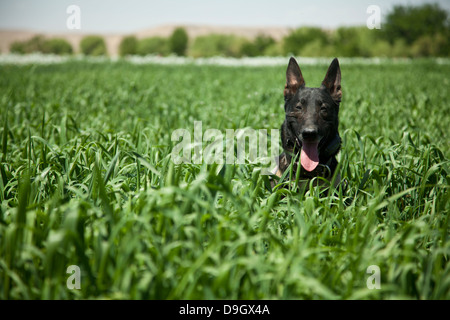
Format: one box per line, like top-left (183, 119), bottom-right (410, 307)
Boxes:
top-left (273, 57), bottom-right (342, 184)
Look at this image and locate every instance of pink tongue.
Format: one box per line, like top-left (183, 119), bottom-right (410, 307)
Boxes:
top-left (301, 142), bottom-right (319, 172)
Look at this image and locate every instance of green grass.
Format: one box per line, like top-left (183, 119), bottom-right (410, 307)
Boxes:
top-left (0, 59), bottom-right (449, 299)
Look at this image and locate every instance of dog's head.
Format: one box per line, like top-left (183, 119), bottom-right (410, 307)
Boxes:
top-left (281, 57), bottom-right (341, 172)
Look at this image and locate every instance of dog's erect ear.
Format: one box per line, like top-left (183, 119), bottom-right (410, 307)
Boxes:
top-left (321, 58), bottom-right (342, 104)
top-left (284, 57), bottom-right (305, 99)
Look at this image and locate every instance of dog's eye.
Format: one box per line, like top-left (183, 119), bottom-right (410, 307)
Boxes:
top-left (296, 98), bottom-right (306, 110)
top-left (320, 106), bottom-right (327, 113)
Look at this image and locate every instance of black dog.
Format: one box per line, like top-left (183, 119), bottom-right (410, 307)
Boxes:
top-left (272, 57), bottom-right (342, 187)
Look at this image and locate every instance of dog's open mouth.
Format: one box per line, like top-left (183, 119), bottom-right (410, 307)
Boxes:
top-left (301, 141), bottom-right (320, 172)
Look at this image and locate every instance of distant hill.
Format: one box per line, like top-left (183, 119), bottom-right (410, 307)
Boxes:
top-left (0, 24), bottom-right (292, 56)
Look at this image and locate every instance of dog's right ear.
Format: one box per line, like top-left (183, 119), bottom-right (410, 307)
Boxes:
top-left (284, 57), bottom-right (305, 100)
top-left (321, 58), bottom-right (342, 104)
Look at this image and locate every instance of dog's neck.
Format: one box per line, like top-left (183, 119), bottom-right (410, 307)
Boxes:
top-left (318, 133), bottom-right (341, 164)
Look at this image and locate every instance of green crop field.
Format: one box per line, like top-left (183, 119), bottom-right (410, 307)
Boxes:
top-left (0, 58), bottom-right (449, 299)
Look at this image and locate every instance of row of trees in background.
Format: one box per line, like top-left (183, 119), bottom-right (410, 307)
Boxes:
top-left (11, 35), bottom-right (107, 56)
top-left (10, 3), bottom-right (450, 58)
top-left (11, 36), bottom-right (73, 55)
top-left (118, 27), bottom-right (189, 56)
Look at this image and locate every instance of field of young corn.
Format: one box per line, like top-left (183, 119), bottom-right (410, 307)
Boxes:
top-left (0, 57), bottom-right (448, 299)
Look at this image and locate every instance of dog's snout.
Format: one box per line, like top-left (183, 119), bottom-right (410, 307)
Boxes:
top-left (302, 128), bottom-right (319, 141)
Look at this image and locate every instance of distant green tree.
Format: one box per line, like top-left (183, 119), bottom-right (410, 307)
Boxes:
top-left (263, 42), bottom-right (283, 56)
top-left (332, 27), bottom-right (362, 56)
top-left (189, 34), bottom-right (246, 57)
top-left (300, 39), bottom-right (335, 57)
top-left (10, 36), bottom-right (73, 55)
top-left (282, 27), bottom-right (329, 55)
top-left (389, 39), bottom-right (411, 57)
top-left (240, 41), bottom-right (258, 57)
top-left (383, 4), bottom-right (449, 45)
top-left (10, 35), bottom-right (46, 53)
top-left (10, 41), bottom-right (27, 54)
top-left (411, 33), bottom-right (449, 57)
top-left (137, 37), bottom-right (170, 56)
top-left (169, 27), bottom-right (188, 56)
top-left (119, 36), bottom-right (138, 56)
top-left (332, 26), bottom-right (384, 57)
top-left (80, 36), bottom-right (107, 56)
top-left (23, 35), bottom-right (46, 53)
top-left (42, 38), bottom-right (73, 55)
top-left (240, 35), bottom-right (275, 57)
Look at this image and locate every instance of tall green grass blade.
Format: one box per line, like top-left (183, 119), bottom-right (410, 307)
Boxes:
top-left (1, 110), bottom-right (7, 162)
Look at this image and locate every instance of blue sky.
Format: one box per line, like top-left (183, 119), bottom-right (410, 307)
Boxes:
top-left (0, 0), bottom-right (449, 33)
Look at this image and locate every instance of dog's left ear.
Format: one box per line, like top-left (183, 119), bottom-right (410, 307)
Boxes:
top-left (321, 58), bottom-right (342, 104)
